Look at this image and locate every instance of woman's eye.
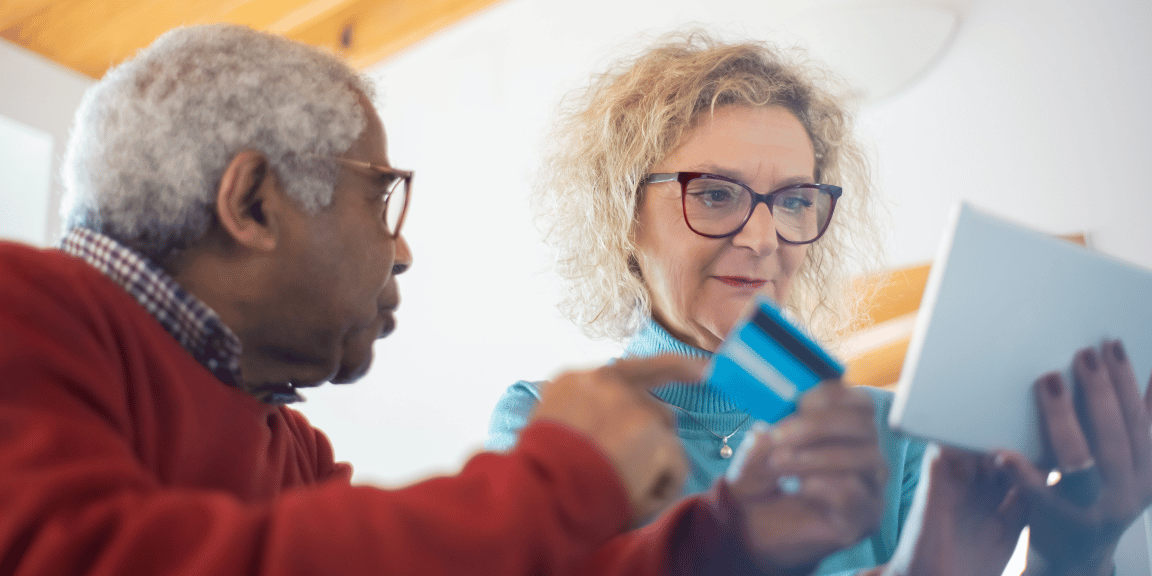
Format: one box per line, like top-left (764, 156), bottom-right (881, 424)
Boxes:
top-left (689, 188), bottom-right (737, 207)
top-left (776, 194), bottom-right (814, 213)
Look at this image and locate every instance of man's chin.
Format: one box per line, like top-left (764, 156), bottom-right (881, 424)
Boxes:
top-left (329, 353), bottom-right (374, 384)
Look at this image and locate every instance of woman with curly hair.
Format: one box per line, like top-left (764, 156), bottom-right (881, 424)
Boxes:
top-left (489, 31), bottom-right (1151, 576)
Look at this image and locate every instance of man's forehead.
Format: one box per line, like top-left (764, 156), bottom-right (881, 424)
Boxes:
top-left (351, 92), bottom-right (389, 162)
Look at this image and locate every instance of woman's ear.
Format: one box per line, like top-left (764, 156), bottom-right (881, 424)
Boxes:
top-left (215, 150), bottom-right (280, 252)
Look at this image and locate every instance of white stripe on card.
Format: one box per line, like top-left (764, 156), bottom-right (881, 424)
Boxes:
top-left (725, 338), bottom-right (799, 401)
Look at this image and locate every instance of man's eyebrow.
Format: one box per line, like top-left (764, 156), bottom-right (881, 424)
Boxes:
top-left (369, 165), bottom-right (398, 179)
top-left (342, 160), bottom-right (396, 182)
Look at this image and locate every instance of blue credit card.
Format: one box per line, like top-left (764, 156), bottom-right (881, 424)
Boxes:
top-left (707, 296), bottom-right (844, 423)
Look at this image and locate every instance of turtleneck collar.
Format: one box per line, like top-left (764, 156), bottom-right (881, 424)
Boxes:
top-left (623, 318), bottom-right (743, 414)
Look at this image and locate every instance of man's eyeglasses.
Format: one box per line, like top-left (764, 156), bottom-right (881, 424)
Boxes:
top-left (644, 172), bottom-right (842, 244)
top-left (318, 156), bottom-right (413, 239)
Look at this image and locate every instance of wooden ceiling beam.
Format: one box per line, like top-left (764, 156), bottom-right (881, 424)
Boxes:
top-left (285, 0), bottom-right (504, 69)
top-left (218, 0), bottom-right (359, 34)
top-left (61, 0), bottom-right (254, 76)
top-left (3, 0), bottom-right (251, 77)
top-left (1, 0), bottom-right (508, 78)
top-left (1, 0), bottom-right (123, 67)
top-left (0, 0), bottom-right (61, 32)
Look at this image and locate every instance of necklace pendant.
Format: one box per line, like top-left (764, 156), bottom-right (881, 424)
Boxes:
top-left (719, 443), bottom-right (733, 459)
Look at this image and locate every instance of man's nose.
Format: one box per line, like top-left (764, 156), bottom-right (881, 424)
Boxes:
top-left (392, 233), bottom-right (413, 275)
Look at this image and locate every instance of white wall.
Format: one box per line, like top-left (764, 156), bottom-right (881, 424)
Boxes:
top-left (0, 40), bottom-right (93, 245)
top-left (0, 114), bottom-right (54, 245)
top-left (859, 0), bottom-right (1152, 269)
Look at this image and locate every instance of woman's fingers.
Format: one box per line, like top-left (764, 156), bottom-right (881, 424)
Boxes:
top-left (1034, 371), bottom-right (1094, 475)
top-left (779, 382), bottom-right (879, 450)
top-left (1101, 340), bottom-right (1152, 474)
top-left (799, 380), bottom-right (875, 415)
top-left (774, 410), bottom-right (877, 448)
top-left (731, 424), bottom-right (886, 495)
top-left (726, 425), bottom-right (781, 500)
top-left (1075, 347), bottom-right (1136, 487)
top-left (770, 445), bottom-right (888, 496)
top-left (762, 385), bottom-right (886, 495)
top-left (1006, 343), bottom-right (1152, 574)
top-left (726, 383), bottom-right (889, 571)
top-left (792, 473), bottom-right (885, 538)
top-left (998, 449), bottom-right (1107, 534)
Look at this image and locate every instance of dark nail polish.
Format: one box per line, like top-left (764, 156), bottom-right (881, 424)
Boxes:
top-left (1045, 374), bottom-right (1062, 396)
top-left (1113, 341), bottom-right (1127, 363)
top-left (1083, 349), bottom-right (1098, 371)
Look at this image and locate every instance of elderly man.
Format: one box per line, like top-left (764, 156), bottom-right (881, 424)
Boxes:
top-left (0, 24), bottom-right (887, 575)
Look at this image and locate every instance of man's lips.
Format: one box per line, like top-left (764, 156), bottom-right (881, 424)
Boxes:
top-left (714, 276), bottom-right (768, 289)
top-left (377, 311), bottom-right (397, 340)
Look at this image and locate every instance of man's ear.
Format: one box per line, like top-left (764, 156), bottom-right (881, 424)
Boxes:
top-left (215, 150), bottom-right (281, 252)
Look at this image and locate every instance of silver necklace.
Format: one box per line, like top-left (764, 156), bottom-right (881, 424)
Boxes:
top-left (655, 394), bottom-right (752, 459)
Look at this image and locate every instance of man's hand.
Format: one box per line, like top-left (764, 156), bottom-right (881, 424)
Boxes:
top-left (531, 355), bottom-right (707, 526)
top-left (723, 381), bottom-right (889, 574)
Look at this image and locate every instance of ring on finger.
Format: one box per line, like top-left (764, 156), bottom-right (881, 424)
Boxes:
top-left (777, 475), bottom-right (802, 495)
top-left (1055, 458), bottom-right (1102, 506)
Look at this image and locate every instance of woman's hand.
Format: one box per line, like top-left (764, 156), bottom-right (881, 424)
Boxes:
top-left (723, 381), bottom-right (889, 574)
top-left (1000, 340), bottom-right (1152, 576)
top-left (882, 444), bottom-right (1027, 576)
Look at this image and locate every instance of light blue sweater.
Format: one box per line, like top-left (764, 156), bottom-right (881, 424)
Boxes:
top-left (487, 318), bottom-right (927, 576)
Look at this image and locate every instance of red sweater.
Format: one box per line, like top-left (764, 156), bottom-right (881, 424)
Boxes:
top-left (0, 242), bottom-right (757, 576)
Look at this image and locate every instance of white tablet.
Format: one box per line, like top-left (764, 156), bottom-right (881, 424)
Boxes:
top-left (889, 202), bottom-right (1152, 463)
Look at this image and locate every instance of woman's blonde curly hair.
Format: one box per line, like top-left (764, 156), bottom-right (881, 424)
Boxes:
top-left (535, 30), bottom-right (886, 346)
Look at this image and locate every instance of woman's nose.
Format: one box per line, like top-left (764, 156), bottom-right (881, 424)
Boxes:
top-left (730, 202), bottom-right (779, 255)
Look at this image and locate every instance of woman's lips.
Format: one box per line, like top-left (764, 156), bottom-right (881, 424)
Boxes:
top-left (715, 276), bottom-right (767, 290)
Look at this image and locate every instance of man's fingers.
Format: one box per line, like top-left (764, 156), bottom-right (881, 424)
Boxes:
top-left (603, 355), bottom-right (707, 389)
top-left (538, 357), bottom-right (697, 527)
top-left (638, 389), bottom-right (678, 429)
top-left (634, 436), bottom-right (688, 523)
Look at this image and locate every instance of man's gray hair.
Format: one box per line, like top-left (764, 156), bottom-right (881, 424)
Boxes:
top-left (61, 23), bottom-right (375, 267)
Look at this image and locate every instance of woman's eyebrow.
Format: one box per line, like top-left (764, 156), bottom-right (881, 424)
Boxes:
top-left (686, 165), bottom-right (816, 187)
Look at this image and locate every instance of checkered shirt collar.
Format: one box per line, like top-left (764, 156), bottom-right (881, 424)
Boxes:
top-left (59, 228), bottom-right (303, 404)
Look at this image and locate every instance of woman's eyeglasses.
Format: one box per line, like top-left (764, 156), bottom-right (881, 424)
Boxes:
top-left (644, 172), bottom-right (841, 244)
